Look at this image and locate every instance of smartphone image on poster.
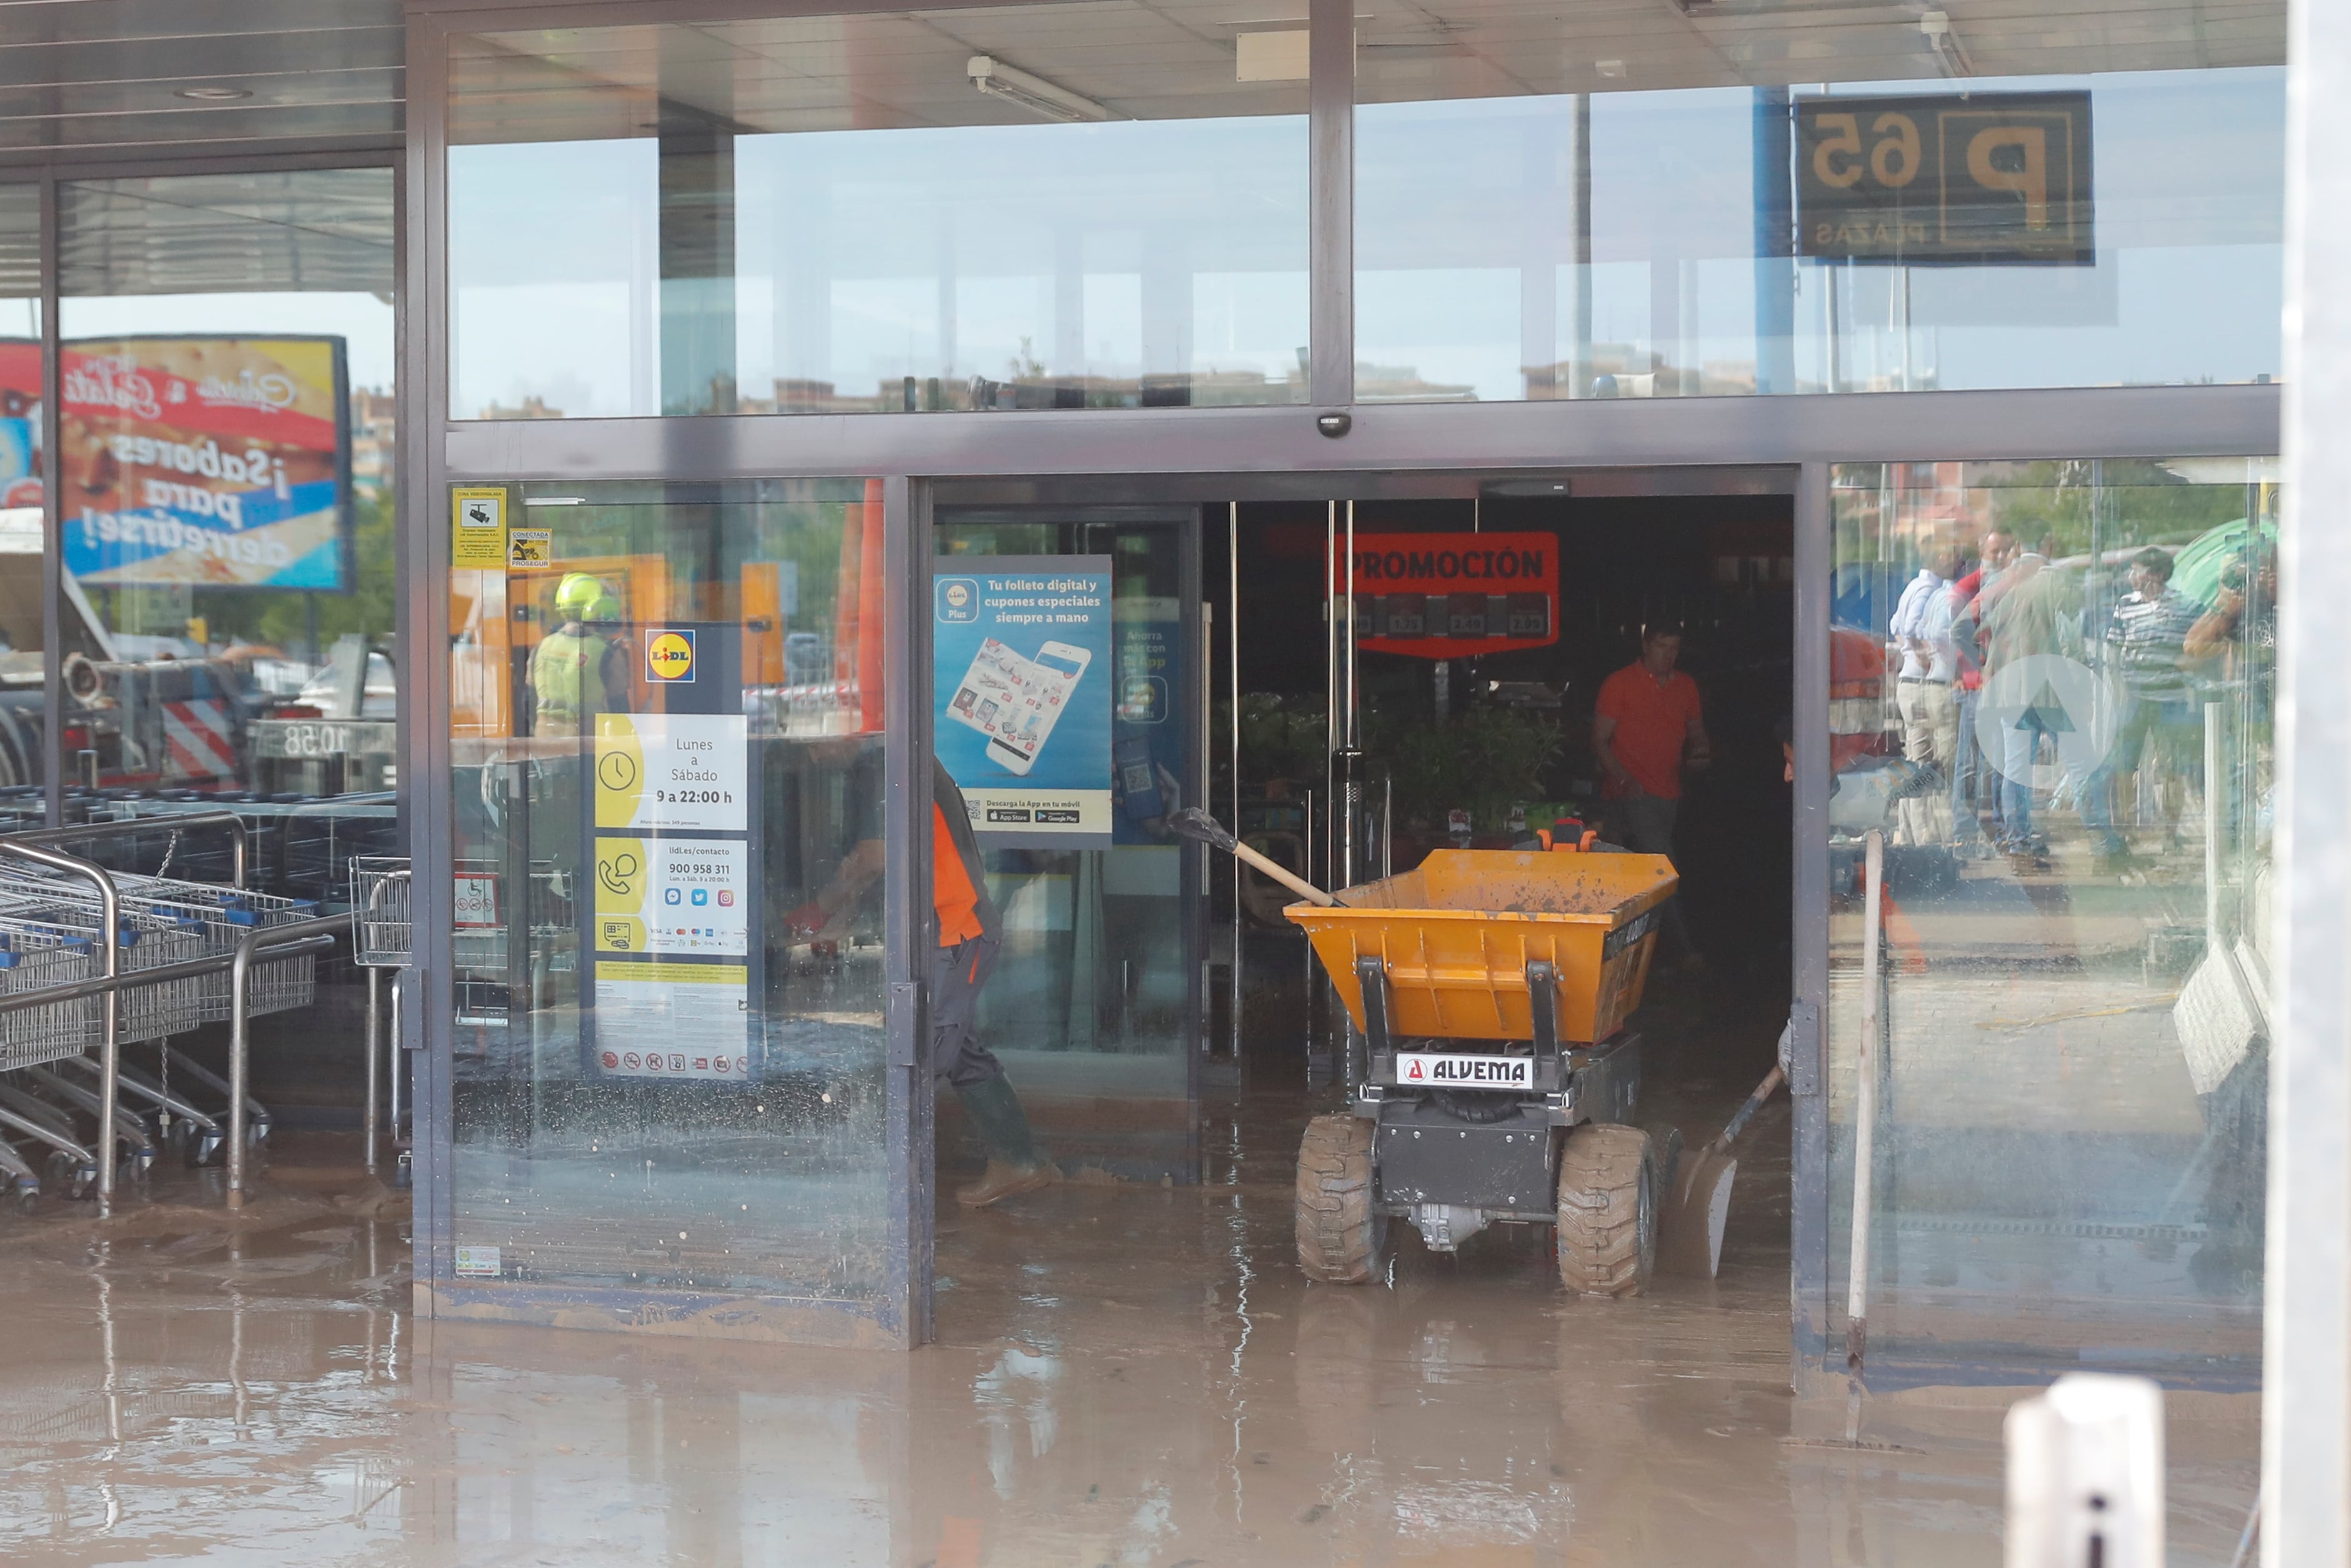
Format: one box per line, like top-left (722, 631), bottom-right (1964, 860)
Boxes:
top-left (947, 638), bottom-right (1031, 744)
top-left (987, 640), bottom-right (1091, 776)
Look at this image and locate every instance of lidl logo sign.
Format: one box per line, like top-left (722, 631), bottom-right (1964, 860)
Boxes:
top-left (647, 629), bottom-right (696, 683)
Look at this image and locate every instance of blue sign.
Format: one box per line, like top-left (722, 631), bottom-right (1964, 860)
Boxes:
top-left (934, 556), bottom-right (1113, 846)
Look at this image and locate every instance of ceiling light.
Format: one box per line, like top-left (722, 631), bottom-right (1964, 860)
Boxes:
top-left (175, 85), bottom-right (252, 102)
top-left (968, 56), bottom-right (1114, 123)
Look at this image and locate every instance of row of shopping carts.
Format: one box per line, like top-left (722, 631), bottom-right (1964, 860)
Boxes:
top-left (0, 837), bottom-right (325, 1210)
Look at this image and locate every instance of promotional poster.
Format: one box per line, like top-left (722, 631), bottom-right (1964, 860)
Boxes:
top-left (54, 336), bottom-right (354, 591)
top-left (933, 556), bottom-right (1113, 846)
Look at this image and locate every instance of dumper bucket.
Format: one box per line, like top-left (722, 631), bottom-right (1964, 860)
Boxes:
top-left (1285, 849), bottom-right (1677, 1045)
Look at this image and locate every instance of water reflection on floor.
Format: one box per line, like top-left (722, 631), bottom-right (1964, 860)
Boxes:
top-left (0, 1111), bottom-right (2259, 1566)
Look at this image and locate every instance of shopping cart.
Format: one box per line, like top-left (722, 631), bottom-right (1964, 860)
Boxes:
top-left (349, 857), bottom-right (412, 969)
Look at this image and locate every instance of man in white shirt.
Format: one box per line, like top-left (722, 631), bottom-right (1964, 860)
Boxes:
top-left (1887, 537), bottom-right (1964, 846)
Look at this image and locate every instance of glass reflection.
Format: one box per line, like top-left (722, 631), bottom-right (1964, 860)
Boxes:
top-left (446, 478), bottom-right (894, 1315)
top-left (448, 6), bottom-right (1309, 419)
top-left (1357, 62), bottom-right (2283, 401)
top-left (1826, 458), bottom-right (2276, 1382)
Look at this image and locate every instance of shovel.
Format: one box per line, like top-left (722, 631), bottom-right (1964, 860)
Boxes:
top-left (1167, 807), bottom-right (1337, 907)
top-left (1656, 1063), bottom-right (1785, 1278)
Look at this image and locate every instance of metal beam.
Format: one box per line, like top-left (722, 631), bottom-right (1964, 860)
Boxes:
top-left (446, 383), bottom-right (2282, 484)
top-left (1307, 0), bottom-right (1352, 407)
top-left (37, 172), bottom-right (59, 828)
top-left (2264, 0), bottom-right (2350, 1557)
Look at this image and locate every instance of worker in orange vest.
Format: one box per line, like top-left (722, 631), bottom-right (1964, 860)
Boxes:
top-left (787, 758), bottom-right (1056, 1208)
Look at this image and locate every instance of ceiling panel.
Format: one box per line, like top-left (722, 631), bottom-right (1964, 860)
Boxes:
top-left (0, 0), bottom-right (402, 159)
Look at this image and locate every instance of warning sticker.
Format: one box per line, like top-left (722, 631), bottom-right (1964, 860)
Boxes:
top-left (452, 486), bottom-right (506, 569)
top-left (507, 528), bottom-right (551, 567)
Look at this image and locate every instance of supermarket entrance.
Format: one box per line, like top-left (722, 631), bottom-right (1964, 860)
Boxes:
top-left (924, 467), bottom-right (1797, 1326)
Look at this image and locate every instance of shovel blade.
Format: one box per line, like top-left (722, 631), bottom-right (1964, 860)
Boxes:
top-left (1655, 1150), bottom-right (1738, 1278)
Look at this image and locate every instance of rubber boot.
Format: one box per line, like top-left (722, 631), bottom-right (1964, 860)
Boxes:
top-left (953, 1076), bottom-right (1058, 1209)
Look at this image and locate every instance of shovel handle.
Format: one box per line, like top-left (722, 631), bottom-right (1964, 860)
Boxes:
top-left (1232, 838), bottom-right (1337, 907)
top-left (1169, 806), bottom-right (1338, 906)
top-left (1707, 1066), bottom-right (1785, 1156)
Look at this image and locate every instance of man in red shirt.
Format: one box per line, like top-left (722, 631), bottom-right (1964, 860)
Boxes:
top-left (1593, 621), bottom-right (1710, 969)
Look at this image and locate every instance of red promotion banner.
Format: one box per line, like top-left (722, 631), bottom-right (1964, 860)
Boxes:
top-left (1349, 531), bottom-right (1559, 658)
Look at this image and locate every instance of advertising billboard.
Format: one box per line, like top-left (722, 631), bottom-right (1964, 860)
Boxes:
top-left (0, 341), bottom-right (37, 511)
top-left (1795, 91), bottom-right (2095, 266)
top-left (932, 557), bottom-right (1114, 846)
top-left (0, 336), bottom-right (354, 591)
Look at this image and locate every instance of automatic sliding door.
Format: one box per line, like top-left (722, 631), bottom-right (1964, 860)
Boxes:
top-left (933, 508), bottom-right (1204, 1182)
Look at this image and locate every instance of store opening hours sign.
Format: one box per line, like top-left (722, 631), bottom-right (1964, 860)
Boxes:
top-left (1350, 532), bottom-right (1559, 657)
top-left (580, 622), bottom-right (765, 1087)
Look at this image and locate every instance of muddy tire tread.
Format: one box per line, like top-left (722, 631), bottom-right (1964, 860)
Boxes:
top-left (1295, 1114), bottom-right (1384, 1285)
top-left (1556, 1123), bottom-right (1656, 1297)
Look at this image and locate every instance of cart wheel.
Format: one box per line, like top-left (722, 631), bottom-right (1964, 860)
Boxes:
top-left (1555, 1124), bottom-right (1658, 1298)
top-left (12, 1179), bottom-right (37, 1217)
top-left (1295, 1114), bottom-right (1388, 1285)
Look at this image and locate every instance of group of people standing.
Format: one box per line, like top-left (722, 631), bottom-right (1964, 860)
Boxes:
top-left (1885, 528), bottom-right (2274, 871)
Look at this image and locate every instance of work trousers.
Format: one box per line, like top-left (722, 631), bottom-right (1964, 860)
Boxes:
top-left (927, 933), bottom-right (1004, 1089)
top-left (1607, 791), bottom-right (1694, 961)
top-left (1895, 679), bottom-right (1957, 847)
top-left (2081, 692), bottom-right (2201, 854)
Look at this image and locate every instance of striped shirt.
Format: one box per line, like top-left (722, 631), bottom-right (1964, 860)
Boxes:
top-left (2106, 587), bottom-right (2201, 700)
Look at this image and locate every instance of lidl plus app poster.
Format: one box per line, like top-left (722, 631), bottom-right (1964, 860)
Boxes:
top-left (934, 556), bottom-right (1112, 846)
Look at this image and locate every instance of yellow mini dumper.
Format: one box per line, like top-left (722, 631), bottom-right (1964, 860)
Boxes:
top-left (1171, 810), bottom-right (1678, 1297)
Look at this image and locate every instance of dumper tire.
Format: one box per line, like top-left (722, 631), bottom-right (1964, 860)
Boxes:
top-left (1296, 1114), bottom-right (1387, 1285)
top-left (1555, 1123), bottom-right (1658, 1297)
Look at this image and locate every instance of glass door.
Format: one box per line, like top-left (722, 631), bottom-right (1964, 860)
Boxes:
top-left (932, 507), bottom-right (1206, 1181)
top-left (434, 477), bottom-right (916, 1344)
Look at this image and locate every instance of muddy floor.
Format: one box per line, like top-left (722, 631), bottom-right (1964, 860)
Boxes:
top-left (0, 1056), bottom-right (2260, 1566)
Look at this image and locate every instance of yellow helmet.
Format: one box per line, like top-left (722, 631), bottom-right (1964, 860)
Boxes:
top-left (554, 572), bottom-right (604, 617)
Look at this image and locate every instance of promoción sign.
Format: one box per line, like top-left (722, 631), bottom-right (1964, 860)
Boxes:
top-left (1349, 531), bottom-right (1559, 658)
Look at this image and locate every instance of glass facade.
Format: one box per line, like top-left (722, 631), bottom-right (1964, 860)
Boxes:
top-left (54, 168), bottom-right (397, 798)
top-left (446, 478), bottom-right (897, 1326)
top-left (446, 7), bottom-right (1309, 418)
top-left (1357, 20), bottom-right (2283, 400)
top-left (1825, 457), bottom-right (2276, 1381)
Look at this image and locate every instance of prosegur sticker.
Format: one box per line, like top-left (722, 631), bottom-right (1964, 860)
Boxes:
top-left (593, 712), bottom-right (746, 834)
top-left (594, 837), bottom-right (747, 956)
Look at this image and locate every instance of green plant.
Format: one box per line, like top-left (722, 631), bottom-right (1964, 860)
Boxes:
top-left (1369, 705), bottom-right (1561, 831)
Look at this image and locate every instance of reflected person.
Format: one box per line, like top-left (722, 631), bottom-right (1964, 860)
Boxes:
top-left (2082, 547), bottom-right (2202, 871)
top-left (787, 757), bottom-right (1059, 1209)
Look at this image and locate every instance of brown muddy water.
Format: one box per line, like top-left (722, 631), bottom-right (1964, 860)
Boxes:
top-left (0, 1091), bottom-right (2259, 1566)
